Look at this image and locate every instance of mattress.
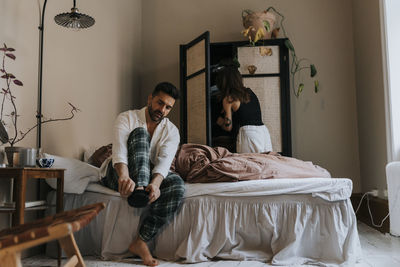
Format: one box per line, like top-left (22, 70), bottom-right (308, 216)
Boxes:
top-left (86, 177), bottom-right (352, 201)
top-left (47, 178), bottom-right (361, 266)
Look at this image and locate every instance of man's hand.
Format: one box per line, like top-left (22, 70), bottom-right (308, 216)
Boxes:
top-left (145, 184), bottom-right (161, 203)
top-left (114, 163), bottom-right (134, 197)
top-left (118, 176), bottom-right (135, 197)
top-left (146, 173), bottom-right (163, 203)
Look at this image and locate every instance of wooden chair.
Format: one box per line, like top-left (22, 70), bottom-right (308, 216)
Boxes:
top-left (0, 202), bottom-right (105, 267)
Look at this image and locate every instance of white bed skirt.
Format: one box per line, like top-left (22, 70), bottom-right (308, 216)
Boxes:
top-left (47, 185), bottom-right (361, 266)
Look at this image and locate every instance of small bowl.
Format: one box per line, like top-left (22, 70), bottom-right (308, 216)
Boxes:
top-left (37, 158), bottom-right (54, 168)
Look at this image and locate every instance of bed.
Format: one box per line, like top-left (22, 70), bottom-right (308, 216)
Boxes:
top-left (46, 176), bottom-right (361, 266)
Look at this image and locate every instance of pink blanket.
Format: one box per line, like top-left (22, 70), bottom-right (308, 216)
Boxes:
top-left (171, 144), bottom-right (331, 183)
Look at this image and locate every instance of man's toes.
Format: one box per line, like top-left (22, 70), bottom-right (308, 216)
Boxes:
top-left (144, 258), bottom-right (159, 266)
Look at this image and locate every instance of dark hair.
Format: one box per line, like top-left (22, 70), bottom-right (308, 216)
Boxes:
top-left (152, 82), bottom-right (180, 100)
top-left (216, 59), bottom-right (250, 103)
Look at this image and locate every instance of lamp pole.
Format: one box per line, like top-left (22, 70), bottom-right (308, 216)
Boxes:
top-left (36, 0), bottom-right (94, 150)
top-left (37, 0), bottom-right (48, 150)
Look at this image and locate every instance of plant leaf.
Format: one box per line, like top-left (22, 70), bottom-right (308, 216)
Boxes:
top-left (298, 83), bottom-right (304, 95)
top-left (310, 64), bottom-right (317, 77)
top-left (6, 48), bottom-right (15, 52)
top-left (1, 73), bottom-right (15, 79)
top-left (314, 80), bottom-right (319, 93)
top-left (13, 79), bottom-right (23, 86)
top-left (0, 48), bottom-right (6, 52)
top-left (232, 58), bottom-right (241, 68)
top-left (0, 69), bottom-right (4, 73)
top-left (254, 27), bottom-right (265, 43)
top-left (284, 39), bottom-right (295, 52)
top-left (6, 53), bottom-right (15, 60)
top-left (263, 21), bottom-right (271, 32)
top-left (241, 26), bottom-right (251, 37)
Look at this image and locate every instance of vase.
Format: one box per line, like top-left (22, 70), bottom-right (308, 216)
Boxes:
top-left (4, 147), bottom-right (37, 167)
top-left (5, 146), bottom-right (23, 167)
top-left (242, 11), bottom-right (276, 41)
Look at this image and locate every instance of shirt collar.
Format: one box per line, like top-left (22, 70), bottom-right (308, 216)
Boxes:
top-left (138, 106), bottom-right (147, 124)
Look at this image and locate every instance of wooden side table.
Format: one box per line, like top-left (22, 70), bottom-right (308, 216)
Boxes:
top-left (0, 167), bottom-right (64, 226)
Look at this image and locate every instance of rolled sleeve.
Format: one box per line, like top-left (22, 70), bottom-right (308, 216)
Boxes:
top-left (112, 112), bottom-right (130, 166)
top-left (151, 127), bottom-right (180, 178)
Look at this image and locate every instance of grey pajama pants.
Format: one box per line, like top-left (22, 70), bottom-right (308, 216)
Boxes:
top-left (101, 127), bottom-right (185, 242)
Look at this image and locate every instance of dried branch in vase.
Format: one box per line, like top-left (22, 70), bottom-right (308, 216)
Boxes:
top-left (0, 43), bottom-right (80, 147)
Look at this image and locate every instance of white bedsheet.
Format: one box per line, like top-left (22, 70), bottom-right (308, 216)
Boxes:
top-left (86, 177), bottom-right (352, 202)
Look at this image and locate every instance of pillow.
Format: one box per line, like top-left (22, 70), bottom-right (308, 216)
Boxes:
top-left (83, 146), bottom-right (97, 163)
top-left (44, 153), bottom-right (101, 194)
top-left (87, 144), bottom-right (112, 168)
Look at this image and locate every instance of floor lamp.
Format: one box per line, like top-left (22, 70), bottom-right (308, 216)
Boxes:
top-left (37, 0), bottom-right (95, 149)
top-left (37, 2), bottom-right (94, 265)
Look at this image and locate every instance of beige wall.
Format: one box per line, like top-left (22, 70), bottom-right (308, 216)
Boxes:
top-left (352, 0), bottom-right (388, 196)
top-left (0, 0), bottom-right (142, 158)
top-left (41, 0), bottom-right (142, 158)
top-left (0, 0), bottom-right (141, 227)
top-left (141, 0), bottom-right (362, 191)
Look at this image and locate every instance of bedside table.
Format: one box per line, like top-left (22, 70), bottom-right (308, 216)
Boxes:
top-left (0, 167), bottom-right (64, 226)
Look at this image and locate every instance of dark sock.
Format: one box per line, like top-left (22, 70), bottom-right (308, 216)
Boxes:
top-left (127, 189), bottom-right (149, 208)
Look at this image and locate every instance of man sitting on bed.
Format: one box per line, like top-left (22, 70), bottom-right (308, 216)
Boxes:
top-left (100, 82), bottom-right (185, 266)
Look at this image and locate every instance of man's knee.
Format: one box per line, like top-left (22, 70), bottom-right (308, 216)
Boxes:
top-left (128, 127), bottom-right (150, 144)
top-left (163, 173), bottom-right (185, 198)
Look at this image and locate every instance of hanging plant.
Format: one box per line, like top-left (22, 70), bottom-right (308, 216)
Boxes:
top-left (241, 7), bottom-right (319, 97)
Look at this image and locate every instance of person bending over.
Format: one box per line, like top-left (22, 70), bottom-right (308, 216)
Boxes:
top-left (100, 82), bottom-right (185, 266)
top-left (216, 59), bottom-right (272, 153)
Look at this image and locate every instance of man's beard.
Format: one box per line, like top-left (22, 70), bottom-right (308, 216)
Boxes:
top-left (148, 103), bottom-right (164, 122)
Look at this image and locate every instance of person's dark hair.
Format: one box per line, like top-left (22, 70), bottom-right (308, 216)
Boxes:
top-left (216, 59), bottom-right (250, 104)
top-left (152, 82), bottom-right (180, 100)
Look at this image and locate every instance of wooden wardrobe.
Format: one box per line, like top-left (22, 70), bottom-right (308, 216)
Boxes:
top-left (180, 31), bottom-right (292, 156)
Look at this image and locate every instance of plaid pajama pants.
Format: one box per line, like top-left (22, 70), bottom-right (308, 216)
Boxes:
top-left (101, 127), bottom-right (185, 242)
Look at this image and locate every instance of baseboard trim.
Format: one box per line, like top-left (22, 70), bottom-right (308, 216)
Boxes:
top-left (351, 193), bottom-right (389, 233)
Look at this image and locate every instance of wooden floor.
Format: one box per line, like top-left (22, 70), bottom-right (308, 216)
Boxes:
top-left (22, 222), bottom-right (400, 267)
top-left (355, 222), bottom-right (400, 267)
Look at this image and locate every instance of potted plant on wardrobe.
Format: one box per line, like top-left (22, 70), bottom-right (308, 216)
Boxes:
top-left (0, 43), bottom-right (80, 166)
top-left (241, 7), bottom-right (319, 97)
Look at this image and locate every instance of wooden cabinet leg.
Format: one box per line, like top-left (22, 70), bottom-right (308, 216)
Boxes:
top-left (56, 171), bottom-right (64, 266)
top-left (58, 233), bottom-right (85, 267)
top-left (56, 173), bottom-right (64, 213)
top-left (12, 174), bottom-right (26, 226)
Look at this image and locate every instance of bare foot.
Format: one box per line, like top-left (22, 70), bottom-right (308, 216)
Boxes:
top-left (129, 237), bottom-right (159, 266)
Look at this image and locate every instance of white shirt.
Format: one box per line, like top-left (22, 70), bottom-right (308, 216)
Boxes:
top-left (100, 107), bottom-right (180, 179)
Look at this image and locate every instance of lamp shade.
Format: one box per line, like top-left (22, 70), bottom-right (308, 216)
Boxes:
top-left (54, 7), bottom-right (95, 29)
